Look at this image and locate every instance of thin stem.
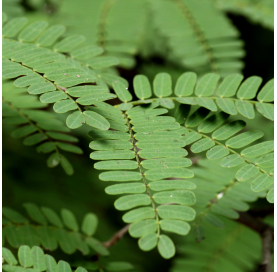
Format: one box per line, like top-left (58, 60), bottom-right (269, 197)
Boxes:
top-left (124, 112), bottom-right (161, 236)
top-left (102, 224), bottom-right (130, 248)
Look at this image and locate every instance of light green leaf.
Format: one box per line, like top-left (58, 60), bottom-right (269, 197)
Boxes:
top-left (133, 121), bottom-right (179, 133)
top-left (81, 213), bottom-right (98, 236)
top-left (139, 147), bottom-right (187, 159)
top-left (55, 75), bottom-right (97, 88)
top-left (105, 183), bottom-right (146, 195)
top-left (36, 25), bottom-right (66, 46)
top-left (160, 220), bottom-right (190, 235)
top-left (88, 56), bottom-right (119, 69)
top-left (19, 21), bottom-right (48, 42)
top-left (236, 164), bottom-right (259, 181)
top-left (90, 150), bottom-right (135, 160)
top-left (23, 203), bottom-right (47, 225)
top-left (23, 133), bottom-right (47, 146)
top-left (256, 102), bottom-right (274, 121)
top-left (198, 112), bottom-right (229, 133)
top-left (61, 209), bottom-right (79, 231)
top-left (115, 194), bottom-right (151, 211)
top-left (95, 160), bottom-right (138, 170)
top-left (183, 132), bottom-right (202, 145)
top-left (153, 191), bottom-right (195, 205)
top-left (37, 142), bottom-right (57, 153)
top-left (56, 142), bottom-right (82, 154)
top-left (40, 91), bottom-right (68, 103)
top-left (138, 233), bottom-right (158, 251)
top-left (45, 255), bottom-right (58, 272)
top-left (112, 81), bottom-right (132, 102)
top-left (57, 261), bottom-right (71, 272)
top-left (212, 120), bottom-right (246, 140)
top-left (157, 205), bottom-right (195, 221)
top-left (118, 103), bottom-right (133, 111)
top-left (141, 158), bottom-right (191, 170)
top-left (122, 207), bottom-right (155, 223)
top-left (84, 111), bottom-right (110, 130)
top-left (195, 73), bottom-right (220, 96)
top-left (220, 154), bottom-right (244, 168)
top-left (129, 219), bottom-right (157, 238)
top-left (31, 246), bottom-right (46, 271)
top-left (216, 98), bottom-right (238, 115)
top-left (133, 75), bottom-right (152, 100)
top-left (176, 97), bottom-right (197, 105)
top-left (2, 207), bottom-right (29, 223)
top-left (16, 246), bottom-right (33, 268)
top-left (66, 86), bottom-right (108, 97)
top-left (158, 98), bottom-right (175, 109)
top-left (28, 82), bottom-right (56, 95)
top-left (153, 73), bottom-right (172, 98)
top-left (206, 145), bottom-right (230, 160)
top-left (55, 229), bottom-right (76, 254)
top-left (2, 247), bottom-right (18, 265)
top-left (235, 100), bottom-right (255, 119)
top-left (99, 171), bottom-right (142, 182)
top-left (267, 189), bottom-right (274, 203)
top-left (71, 45), bottom-right (103, 60)
top-left (47, 132), bottom-right (78, 143)
top-left (54, 35), bottom-right (86, 52)
top-left (66, 111), bottom-right (85, 129)
top-left (3, 17), bottom-right (28, 37)
top-left (237, 76), bottom-right (262, 99)
top-left (257, 78), bottom-right (274, 102)
top-left (196, 97), bottom-right (217, 111)
top-left (157, 235), bottom-right (175, 259)
top-left (75, 267), bottom-right (88, 272)
top-left (89, 140), bottom-right (132, 150)
top-left (255, 153), bottom-right (274, 168)
top-left (241, 141), bottom-right (274, 158)
top-left (217, 74), bottom-right (244, 97)
top-left (252, 174), bottom-right (274, 192)
top-left (41, 207), bottom-right (63, 227)
top-left (191, 138), bottom-right (215, 153)
top-left (145, 168), bottom-right (193, 181)
top-left (47, 153), bottom-right (60, 168)
top-left (14, 74), bottom-right (45, 87)
top-left (77, 93), bottom-right (116, 105)
top-left (149, 180), bottom-right (195, 191)
top-left (174, 72), bottom-right (197, 97)
top-left (53, 99), bottom-right (78, 113)
top-left (11, 125), bottom-right (37, 138)
top-left (37, 226), bottom-right (58, 251)
top-left (226, 130), bottom-right (264, 148)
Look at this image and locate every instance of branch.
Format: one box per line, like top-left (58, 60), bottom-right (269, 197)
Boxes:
top-left (102, 224), bottom-right (130, 248)
top-left (237, 212), bottom-right (273, 272)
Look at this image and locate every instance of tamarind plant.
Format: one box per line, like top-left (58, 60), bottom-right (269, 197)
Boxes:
top-left (2, 1), bottom-right (274, 272)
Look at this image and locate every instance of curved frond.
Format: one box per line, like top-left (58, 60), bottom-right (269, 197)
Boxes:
top-left (171, 218), bottom-right (262, 272)
top-left (216, 0), bottom-right (274, 30)
top-left (2, 203), bottom-right (109, 256)
top-left (149, 0), bottom-right (244, 76)
top-left (2, 17), bottom-right (125, 131)
top-left (88, 102), bottom-right (196, 259)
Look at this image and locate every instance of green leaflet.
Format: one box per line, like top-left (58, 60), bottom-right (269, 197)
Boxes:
top-left (114, 194), bottom-right (151, 210)
top-left (129, 219), bottom-right (157, 238)
top-left (53, 100), bottom-right (78, 113)
top-left (90, 150), bottom-right (135, 160)
top-left (81, 213), bottom-right (98, 236)
top-left (235, 100), bottom-right (255, 119)
top-left (3, 17), bottom-right (28, 37)
top-left (160, 220), bottom-right (191, 235)
top-left (88, 129), bottom-right (130, 140)
top-left (185, 107), bottom-right (210, 127)
top-left (70, 45), bottom-right (103, 60)
top-left (145, 168), bottom-right (194, 180)
top-left (2, 248), bottom-right (18, 265)
top-left (153, 73), bottom-right (172, 98)
top-left (153, 191), bottom-right (196, 205)
top-left (99, 171), bottom-right (142, 182)
top-left (174, 104), bottom-right (191, 124)
top-left (41, 207), bottom-right (63, 228)
top-left (54, 35), bottom-right (86, 52)
top-left (95, 160), bottom-right (138, 170)
top-left (88, 56), bottom-right (119, 69)
top-left (18, 21), bottom-right (48, 42)
top-left (195, 73), bottom-right (220, 96)
top-left (157, 205), bottom-right (195, 221)
top-left (149, 180), bottom-right (196, 191)
top-left (256, 102), bottom-right (274, 121)
top-left (56, 142), bottom-right (83, 154)
top-left (66, 86), bottom-right (108, 97)
top-left (216, 98), bottom-right (238, 115)
top-left (237, 76), bottom-right (262, 99)
top-left (139, 233), bottom-right (158, 251)
top-left (267, 189), bottom-right (274, 203)
top-left (203, 213), bottom-right (224, 228)
top-left (212, 120), bottom-right (246, 140)
top-left (236, 164), bottom-right (259, 181)
top-left (18, 245), bottom-right (33, 267)
top-left (40, 91), bottom-right (68, 103)
top-left (220, 154), bottom-right (244, 168)
top-left (225, 130), bottom-right (264, 148)
top-left (112, 81), bottom-right (132, 102)
top-left (77, 93), bottom-right (116, 105)
top-left (132, 121), bottom-right (179, 132)
top-left (158, 98), bottom-right (175, 109)
top-left (31, 246), bottom-right (46, 271)
top-left (141, 158), bottom-right (191, 169)
top-left (157, 235), bottom-right (175, 259)
top-left (138, 147), bottom-right (188, 159)
top-left (217, 74), bottom-right (244, 97)
top-left (122, 207), bottom-right (156, 223)
top-left (251, 174), bottom-right (274, 192)
top-left (105, 183), bottom-right (146, 195)
top-left (241, 141), bottom-right (274, 158)
top-left (83, 111), bottom-right (110, 130)
top-left (89, 140), bottom-right (132, 150)
top-left (61, 209), bottom-right (79, 231)
top-left (191, 138), bottom-right (215, 153)
top-left (14, 74), bottom-right (46, 87)
top-left (176, 97), bottom-right (197, 105)
top-left (36, 25), bottom-right (66, 47)
top-left (195, 97), bottom-right (217, 111)
top-left (45, 255), bottom-right (58, 272)
top-left (255, 153), bottom-right (274, 168)
top-left (174, 72), bottom-right (197, 97)
top-left (37, 226), bottom-right (58, 251)
top-left (28, 82), bottom-right (57, 95)
top-left (183, 132), bottom-right (202, 145)
top-left (23, 133), bottom-right (47, 146)
top-left (257, 78), bottom-right (274, 102)
top-left (23, 203), bottom-right (47, 225)
top-left (206, 146), bottom-right (230, 160)
top-left (133, 75), bottom-right (152, 100)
